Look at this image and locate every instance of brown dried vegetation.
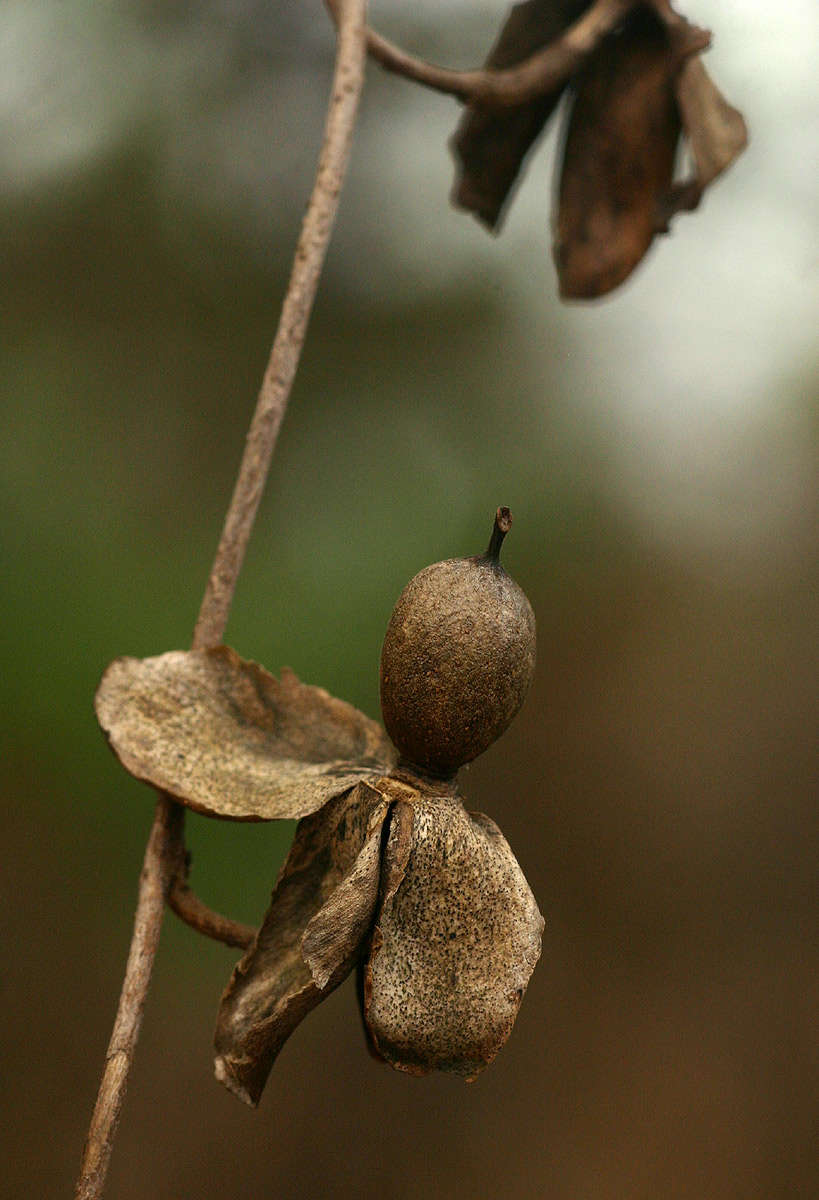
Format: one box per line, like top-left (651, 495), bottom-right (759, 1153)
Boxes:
top-left (450, 0), bottom-right (747, 297)
top-left (95, 510), bottom-right (543, 1105)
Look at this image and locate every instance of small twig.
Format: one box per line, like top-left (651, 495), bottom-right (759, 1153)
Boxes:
top-left (75, 3), bottom-right (368, 1197)
top-left (75, 800), bottom-right (184, 1200)
top-left (325, 0), bottom-right (709, 107)
top-left (193, 0), bottom-right (368, 650)
top-left (169, 876), bottom-right (256, 950)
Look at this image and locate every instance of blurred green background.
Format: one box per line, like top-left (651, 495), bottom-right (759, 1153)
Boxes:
top-left (2, 2), bottom-right (817, 1197)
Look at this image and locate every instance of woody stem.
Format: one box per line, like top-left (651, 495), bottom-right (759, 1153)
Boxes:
top-left (326, 0), bottom-right (709, 108)
top-left (74, 4), bottom-right (369, 1198)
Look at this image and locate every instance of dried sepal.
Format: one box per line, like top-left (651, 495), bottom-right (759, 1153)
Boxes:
top-left (214, 781), bottom-right (390, 1105)
top-left (447, 1), bottom-right (746, 298)
top-left (554, 8), bottom-right (748, 297)
top-left (362, 790), bottom-right (544, 1079)
top-left (94, 646), bottom-right (395, 820)
top-left (451, 0), bottom-right (590, 229)
top-left (661, 55), bottom-right (748, 220)
top-left (553, 8), bottom-right (682, 299)
top-left (301, 808), bottom-right (386, 990)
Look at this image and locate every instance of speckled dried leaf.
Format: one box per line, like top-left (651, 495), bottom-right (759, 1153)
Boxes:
top-left (98, 514), bottom-right (545, 1107)
top-left (94, 646), bottom-right (396, 820)
top-left (362, 788), bottom-right (544, 1078)
top-left (214, 781), bottom-right (391, 1105)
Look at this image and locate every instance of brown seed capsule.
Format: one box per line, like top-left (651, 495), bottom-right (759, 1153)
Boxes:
top-left (380, 507), bottom-right (536, 777)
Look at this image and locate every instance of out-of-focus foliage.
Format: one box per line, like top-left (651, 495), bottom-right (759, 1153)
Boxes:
top-left (1, 2), bottom-right (817, 1197)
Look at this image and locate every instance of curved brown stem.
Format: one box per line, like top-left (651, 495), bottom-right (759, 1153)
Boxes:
top-left (325, 0), bottom-right (709, 107)
top-left (75, 3), bottom-right (369, 1197)
top-left (484, 506), bottom-right (512, 564)
top-left (169, 876), bottom-right (256, 950)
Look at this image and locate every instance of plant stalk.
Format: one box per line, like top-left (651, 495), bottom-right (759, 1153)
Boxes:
top-left (75, 4), bottom-right (369, 1196)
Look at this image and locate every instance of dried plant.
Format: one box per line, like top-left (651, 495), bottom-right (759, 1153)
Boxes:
top-left (93, 510), bottom-right (543, 1105)
top-left (330, 0), bottom-right (747, 297)
top-left (76, 3), bottom-right (748, 1197)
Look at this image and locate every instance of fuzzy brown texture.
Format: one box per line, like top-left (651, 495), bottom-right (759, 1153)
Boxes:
top-left (362, 788), bottom-right (544, 1078)
top-left (380, 556), bottom-right (536, 777)
top-left (94, 646), bottom-right (395, 821)
top-left (214, 782), bottom-right (390, 1106)
top-left (554, 8), bottom-right (681, 299)
top-left (451, 0), bottom-right (591, 228)
top-left (213, 771), bottom-right (543, 1103)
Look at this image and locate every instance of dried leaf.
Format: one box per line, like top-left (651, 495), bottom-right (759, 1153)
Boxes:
top-left (214, 781), bottom-right (390, 1105)
top-left (451, 0), bottom-right (590, 229)
top-left (661, 54), bottom-right (748, 219)
top-left (94, 646), bottom-right (395, 820)
top-left (553, 8), bottom-right (681, 299)
top-left (362, 790), bottom-right (544, 1079)
top-left (301, 816), bottom-right (385, 990)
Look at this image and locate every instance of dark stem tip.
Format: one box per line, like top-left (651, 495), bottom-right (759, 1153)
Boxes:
top-left (485, 506), bottom-right (512, 562)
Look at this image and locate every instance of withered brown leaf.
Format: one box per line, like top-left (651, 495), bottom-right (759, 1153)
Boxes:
top-left (452, 0), bottom-right (590, 229)
top-left (664, 55), bottom-right (748, 219)
top-left (361, 790), bottom-right (544, 1080)
top-left (94, 646), bottom-right (395, 820)
top-left (553, 8), bottom-right (681, 299)
top-left (450, 2), bottom-right (746, 299)
top-left (215, 781), bottom-right (391, 1105)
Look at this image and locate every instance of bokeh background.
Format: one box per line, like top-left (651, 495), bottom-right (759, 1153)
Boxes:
top-left (2, 2), bottom-right (817, 1197)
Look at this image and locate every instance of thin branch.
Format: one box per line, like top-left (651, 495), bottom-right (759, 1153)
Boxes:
top-left (75, 800), bottom-right (184, 1200)
top-left (325, 0), bottom-right (709, 108)
top-left (193, 0), bottom-right (368, 650)
top-left (169, 876), bottom-right (256, 950)
top-left (75, 3), bottom-right (369, 1197)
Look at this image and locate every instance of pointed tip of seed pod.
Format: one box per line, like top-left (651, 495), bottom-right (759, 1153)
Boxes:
top-left (214, 1057), bottom-right (258, 1108)
top-left (486, 506), bottom-right (512, 563)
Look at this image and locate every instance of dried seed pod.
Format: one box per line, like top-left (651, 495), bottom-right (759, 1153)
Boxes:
top-left (380, 507), bottom-right (536, 777)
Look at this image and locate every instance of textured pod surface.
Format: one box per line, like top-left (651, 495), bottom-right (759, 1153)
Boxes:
top-left (380, 556), bottom-right (536, 775)
top-left (553, 9), bottom-right (680, 299)
top-left (214, 781), bottom-right (390, 1105)
top-left (362, 791), bottom-right (544, 1078)
top-left (94, 646), bottom-right (395, 820)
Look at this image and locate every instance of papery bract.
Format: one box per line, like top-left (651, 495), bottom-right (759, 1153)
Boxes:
top-left (95, 646), bottom-right (395, 820)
